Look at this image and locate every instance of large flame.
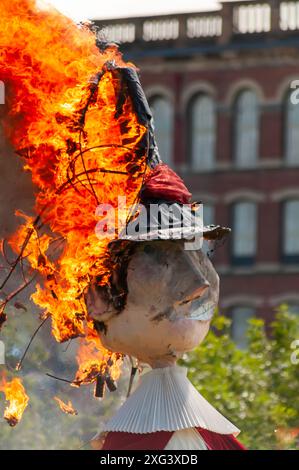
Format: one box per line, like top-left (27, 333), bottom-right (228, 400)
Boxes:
top-left (0, 374), bottom-right (29, 426)
top-left (0, 1), bottom-right (148, 389)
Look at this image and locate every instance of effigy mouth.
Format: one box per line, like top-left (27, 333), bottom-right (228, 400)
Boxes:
top-left (176, 284), bottom-right (210, 306)
top-left (173, 283), bottom-right (216, 322)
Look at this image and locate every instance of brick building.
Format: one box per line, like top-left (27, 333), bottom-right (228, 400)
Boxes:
top-left (95, 0), bottom-right (299, 345)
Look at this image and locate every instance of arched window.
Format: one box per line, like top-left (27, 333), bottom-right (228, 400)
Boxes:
top-left (282, 199), bottom-right (299, 262)
top-left (149, 95), bottom-right (174, 166)
top-left (231, 306), bottom-right (255, 349)
top-left (204, 203), bottom-right (214, 227)
top-left (288, 304), bottom-right (299, 315)
top-left (232, 201), bottom-right (257, 265)
top-left (285, 91), bottom-right (299, 165)
top-left (202, 203), bottom-right (215, 255)
top-left (189, 94), bottom-right (216, 171)
top-left (234, 89), bottom-right (259, 168)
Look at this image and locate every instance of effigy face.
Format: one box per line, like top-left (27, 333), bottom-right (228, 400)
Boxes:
top-left (86, 240), bottom-right (219, 368)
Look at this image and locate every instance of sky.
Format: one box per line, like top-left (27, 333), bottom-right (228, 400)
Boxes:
top-left (45, 0), bottom-right (221, 22)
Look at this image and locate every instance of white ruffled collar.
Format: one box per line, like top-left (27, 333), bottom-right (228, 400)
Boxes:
top-left (104, 365), bottom-right (240, 435)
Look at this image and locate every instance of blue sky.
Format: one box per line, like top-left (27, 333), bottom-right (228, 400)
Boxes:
top-left (45, 0), bottom-right (221, 21)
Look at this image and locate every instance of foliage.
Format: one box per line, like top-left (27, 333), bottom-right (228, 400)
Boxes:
top-left (0, 304), bottom-right (298, 450)
top-left (180, 306), bottom-right (299, 450)
top-left (0, 304), bottom-right (127, 450)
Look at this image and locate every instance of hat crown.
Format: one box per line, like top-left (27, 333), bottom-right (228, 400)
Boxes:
top-left (141, 163), bottom-right (192, 205)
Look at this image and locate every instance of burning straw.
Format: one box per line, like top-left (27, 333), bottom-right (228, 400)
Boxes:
top-left (0, 0), bottom-right (149, 402)
top-left (0, 374), bottom-right (29, 427)
top-left (53, 396), bottom-right (78, 416)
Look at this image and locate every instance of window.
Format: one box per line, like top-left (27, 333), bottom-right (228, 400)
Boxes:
top-left (285, 91), bottom-right (299, 165)
top-left (204, 203), bottom-right (214, 227)
top-left (231, 306), bottom-right (255, 349)
top-left (282, 200), bottom-right (299, 262)
top-left (202, 204), bottom-right (215, 255)
top-left (149, 95), bottom-right (174, 166)
top-left (234, 90), bottom-right (259, 168)
top-left (189, 94), bottom-right (216, 171)
top-left (288, 304), bottom-right (299, 315)
top-left (232, 201), bottom-right (257, 265)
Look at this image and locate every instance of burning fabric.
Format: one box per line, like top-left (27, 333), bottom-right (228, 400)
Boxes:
top-left (0, 374), bottom-right (29, 427)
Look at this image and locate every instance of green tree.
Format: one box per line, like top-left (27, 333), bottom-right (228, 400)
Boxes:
top-left (180, 306), bottom-right (299, 450)
top-left (1, 304), bottom-right (298, 450)
top-left (0, 303), bottom-right (127, 450)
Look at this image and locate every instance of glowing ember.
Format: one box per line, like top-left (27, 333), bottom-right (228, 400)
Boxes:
top-left (54, 396), bottom-right (78, 416)
top-left (0, 0), bottom-right (148, 387)
top-left (0, 375), bottom-right (29, 426)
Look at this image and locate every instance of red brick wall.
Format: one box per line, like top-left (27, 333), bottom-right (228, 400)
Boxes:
top-left (140, 60), bottom-right (299, 322)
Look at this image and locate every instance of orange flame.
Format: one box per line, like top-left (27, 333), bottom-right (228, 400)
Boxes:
top-left (54, 396), bottom-right (78, 416)
top-left (0, 0), bottom-right (147, 387)
top-left (0, 374), bottom-right (29, 426)
top-left (73, 323), bottom-right (122, 387)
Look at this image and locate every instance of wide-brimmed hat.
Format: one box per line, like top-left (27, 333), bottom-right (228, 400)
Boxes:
top-left (114, 163), bottom-right (230, 244)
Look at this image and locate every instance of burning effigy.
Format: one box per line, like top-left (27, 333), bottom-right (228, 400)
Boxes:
top-left (0, 0), bottom-right (245, 450)
top-left (86, 166), bottom-right (246, 450)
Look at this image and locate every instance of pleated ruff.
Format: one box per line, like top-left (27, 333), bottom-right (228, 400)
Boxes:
top-left (104, 365), bottom-right (240, 435)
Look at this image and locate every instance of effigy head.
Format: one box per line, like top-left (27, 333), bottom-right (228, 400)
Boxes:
top-left (85, 163), bottom-right (230, 368)
top-left (86, 238), bottom-right (220, 368)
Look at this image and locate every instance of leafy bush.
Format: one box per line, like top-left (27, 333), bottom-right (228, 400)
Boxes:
top-left (0, 305), bottom-right (298, 449)
top-left (0, 304), bottom-right (127, 449)
top-left (180, 306), bottom-right (299, 450)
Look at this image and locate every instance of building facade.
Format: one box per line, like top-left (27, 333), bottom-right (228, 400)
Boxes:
top-left (95, 0), bottom-right (299, 345)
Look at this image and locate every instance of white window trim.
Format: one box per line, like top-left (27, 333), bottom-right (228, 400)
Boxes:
top-left (225, 190), bottom-right (265, 204)
top-left (180, 81), bottom-right (216, 114)
top-left (225, 79), bottom-right (265, 107)
top-left (145, 85), bottom-right (175, 104)
top-left (269, 293), bottom-right (299, 307)
top-left (271, 188), bottom-right (299, 202)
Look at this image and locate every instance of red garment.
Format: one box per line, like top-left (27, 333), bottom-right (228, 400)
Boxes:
top-left (103, 430), bottom-right (173, 451)
top-left (196, 428), bottom-right (246, 450)
top-left (102, 427), bottom-right (246, 451)
top-left (141, 163), bottom-right (192, 205)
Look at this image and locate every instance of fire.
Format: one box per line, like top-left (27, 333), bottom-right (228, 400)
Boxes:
top-left (0, 0), bottom-right (148, 389)
top-left (73, 323), bottom-right (122, 391)
top-left (54, 396), bottom-right (78, 416)
top-left (0, 375), bottom-right (29, 426)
